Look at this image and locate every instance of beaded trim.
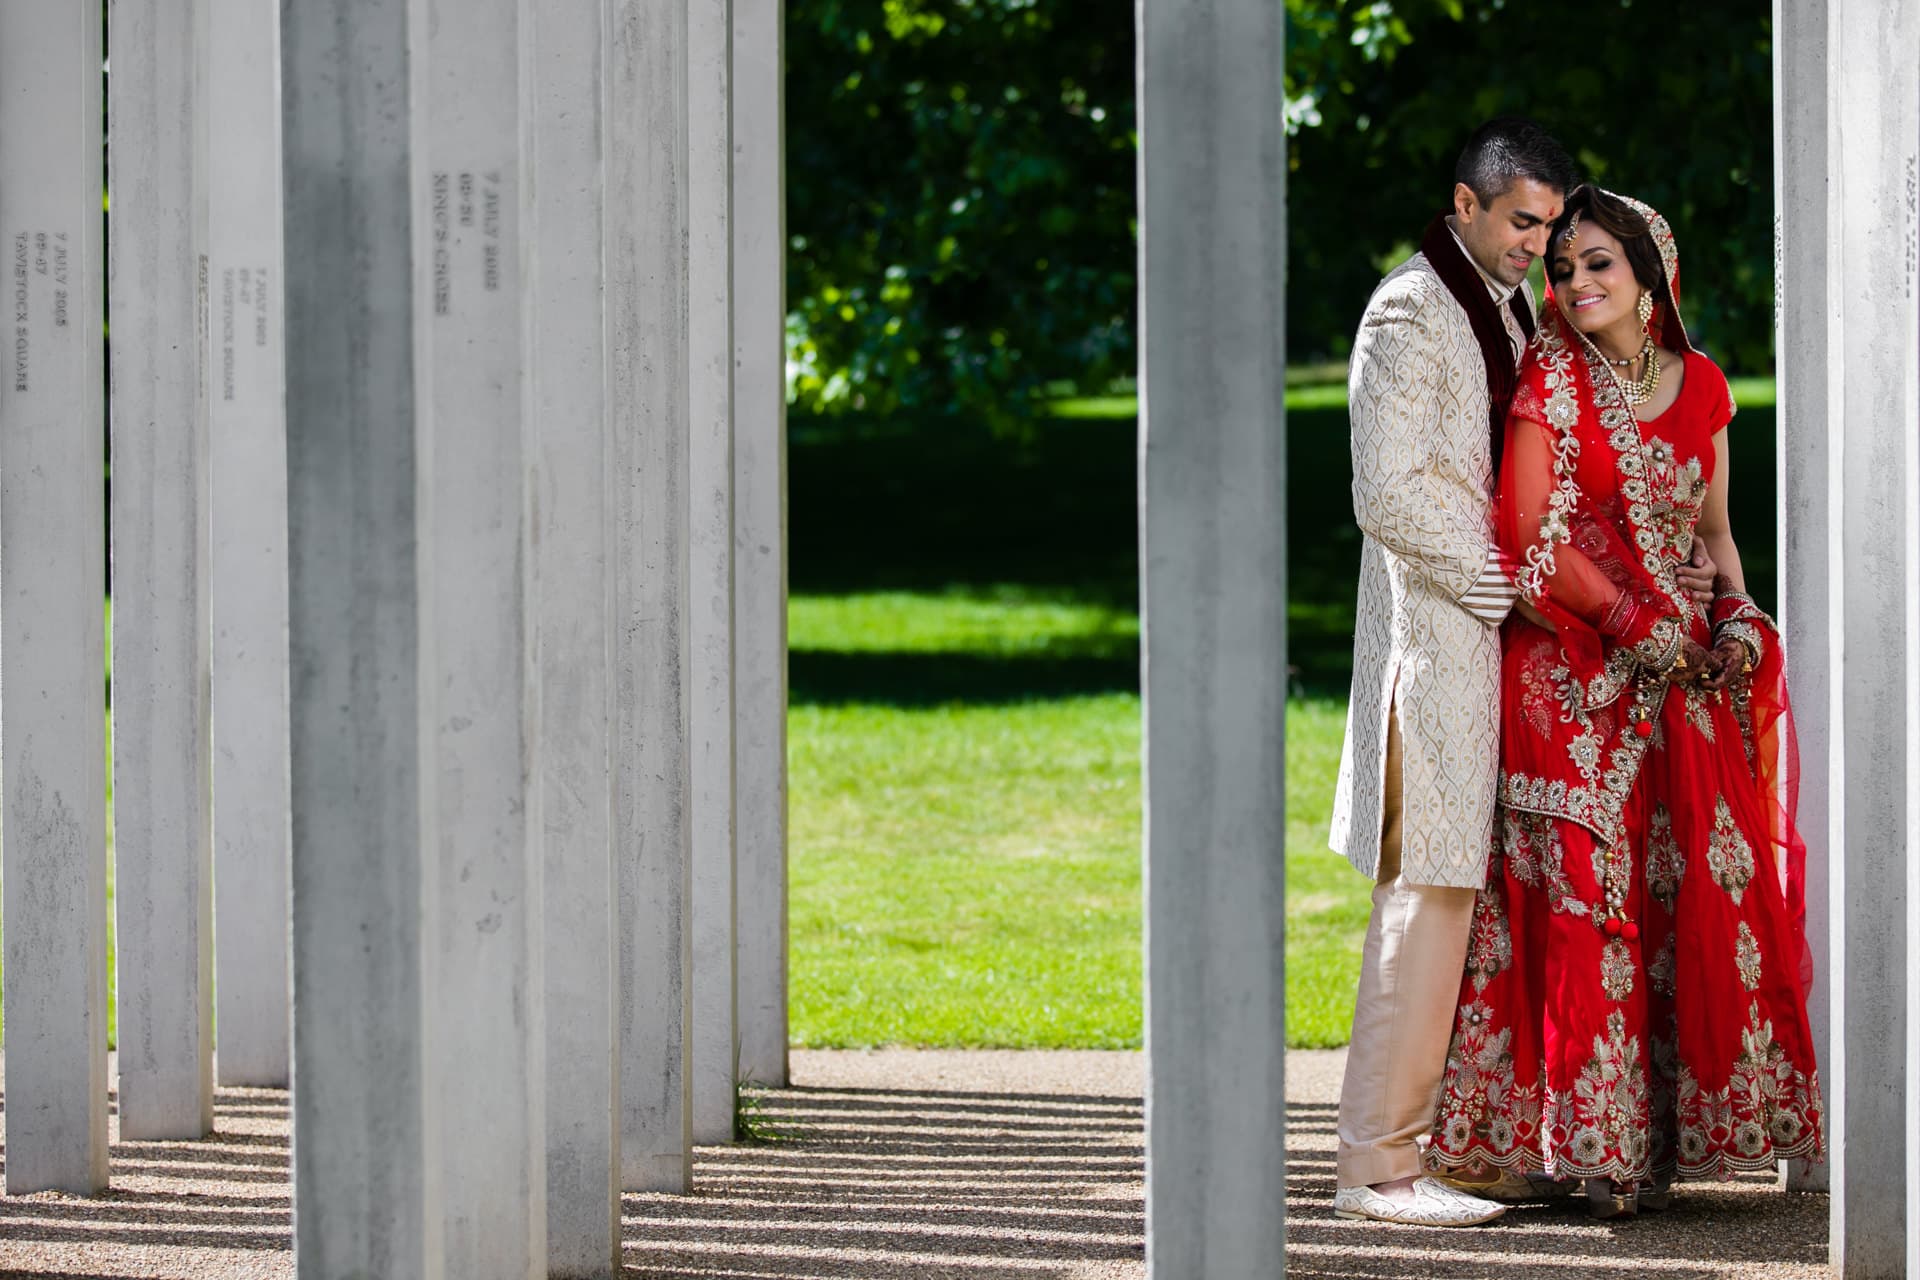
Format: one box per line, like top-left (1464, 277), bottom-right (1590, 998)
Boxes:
top-left (1711, 588), bottom-right (1771, 628)
top-left (1716, 619), bottom-right (1766, 669)
top-left (1630, 615), bottom-right (1685, 675)
top-left (1501, 681), bottom-right (1670, 852)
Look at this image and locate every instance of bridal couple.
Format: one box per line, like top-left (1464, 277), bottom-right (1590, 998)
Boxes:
top-left (1328, 117), bottom-right (1824, 1226)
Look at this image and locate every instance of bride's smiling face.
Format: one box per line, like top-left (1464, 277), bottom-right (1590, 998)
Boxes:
top-left (1551, 222), bottom-right (1641, 336)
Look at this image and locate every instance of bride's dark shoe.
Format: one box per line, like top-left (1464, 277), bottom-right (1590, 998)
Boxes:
top-left (1635, 1174), bottom-right (1673, 1212)
top-left (1583, 1178), bottom-right (1638, 1219)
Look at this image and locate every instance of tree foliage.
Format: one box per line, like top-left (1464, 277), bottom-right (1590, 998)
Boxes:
top-left (1287, 1), bottom-right (1776, 372)
top-left (784, 1), bottom-right (1775, 424)
top-left (785, 1), bottom-right (1135, 429)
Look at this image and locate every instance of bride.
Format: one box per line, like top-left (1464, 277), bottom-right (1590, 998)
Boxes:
top-left (1423, 186), bottom-right (1824, 1216)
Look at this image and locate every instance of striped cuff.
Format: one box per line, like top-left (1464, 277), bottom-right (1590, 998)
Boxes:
top-left (1458, 547), bottom-right (1518, 624)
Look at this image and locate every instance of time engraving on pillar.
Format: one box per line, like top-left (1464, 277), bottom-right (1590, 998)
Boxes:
top-left (1905, 153), bottom-right (1916, 299)
top-left (215, 262), bottom-right (278, 402)
top-left (10, 228), bottom-right (73, 393)
top-left (430, 169), bottom-right (511, 317)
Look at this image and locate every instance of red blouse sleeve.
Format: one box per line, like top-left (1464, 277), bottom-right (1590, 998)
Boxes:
top-left (1499, 409), bottom-right (1677, 664)
top-left (1697, 354), bottom-right (1736, 433)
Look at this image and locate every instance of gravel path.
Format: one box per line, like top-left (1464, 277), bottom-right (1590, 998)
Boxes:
top-left (0, 1049), bottom-right (1828, 1278)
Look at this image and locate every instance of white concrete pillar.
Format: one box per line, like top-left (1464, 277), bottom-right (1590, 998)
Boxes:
top-left (108, 0), bottom-right (216, 1143)
top-left (1820, 1), bottom-right (1920, 1274)
top-left (1137, 1), bottom-right (1289, 1275)
top-left (730, 0), bottom-right (789, 1091)
top-left (609, 0), bottom-right (695, 1193)
top-left (415, 0), bottom-right (545, 1269)
top-left (690, 0), bottom-right (739, 1147)
top-left (0, 0), bottom-right (111, 1197)
top-left (1773, 0), bottom-right (1833, 1198)
top-left (208, 0), bottom-right (293, 1090)
top-left (281, 0), bottom-right (439, 1271)
top-left (528, 0), bottom-right (621, 1271)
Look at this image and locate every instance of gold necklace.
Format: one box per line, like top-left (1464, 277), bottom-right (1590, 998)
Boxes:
top-left (1608, 336), bottom-right (1663, 407)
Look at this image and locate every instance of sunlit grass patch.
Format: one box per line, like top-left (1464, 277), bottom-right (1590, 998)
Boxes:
top-left (790, 586), bottom-right (1137, 659)
top-left (789, 584), bottom-right (1365, 1050)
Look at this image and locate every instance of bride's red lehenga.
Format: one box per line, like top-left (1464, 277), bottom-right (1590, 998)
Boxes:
top-left (1425, 201), bottom-right (1823, 1184)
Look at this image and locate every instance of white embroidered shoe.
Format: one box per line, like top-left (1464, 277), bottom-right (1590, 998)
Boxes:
top-left (1332, 1177), bottom-right (1507, 1226)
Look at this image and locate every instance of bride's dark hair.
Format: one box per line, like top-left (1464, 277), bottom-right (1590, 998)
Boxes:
top-left (1547, 185), bottom-right (1664, 294)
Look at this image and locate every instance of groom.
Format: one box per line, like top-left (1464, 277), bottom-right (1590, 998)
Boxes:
top-left (1327, 118), bottom-right (1718, 1227)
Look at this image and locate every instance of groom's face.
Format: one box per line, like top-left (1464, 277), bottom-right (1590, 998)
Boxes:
top-left (1453, 178), bottom-right (1563, 289)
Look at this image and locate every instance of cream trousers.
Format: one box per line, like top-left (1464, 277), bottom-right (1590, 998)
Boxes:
top-left (1334, 704), bottom-right (1478, 1188)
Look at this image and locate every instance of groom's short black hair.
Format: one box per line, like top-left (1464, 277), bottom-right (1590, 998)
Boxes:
top-left (1456, 117), bottom-right (1577, 206)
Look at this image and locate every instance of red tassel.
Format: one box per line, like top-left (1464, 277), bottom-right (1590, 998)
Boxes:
top-left (1604, 917), bottom-right (1623, 938)
top-left (1634, 719), bottom-right (1654, 739)
top-left (1622, 921), bottom-right (1640, 943)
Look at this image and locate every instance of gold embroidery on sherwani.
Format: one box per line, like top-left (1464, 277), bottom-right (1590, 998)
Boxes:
top-left (1330, 254), bottom-right (1510, 890)
top-left (1707, 796), bottom-right (1756, 904)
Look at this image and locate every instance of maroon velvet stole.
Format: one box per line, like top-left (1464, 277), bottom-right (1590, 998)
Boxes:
top-left (1420, 212), bottom-right (1535, 469)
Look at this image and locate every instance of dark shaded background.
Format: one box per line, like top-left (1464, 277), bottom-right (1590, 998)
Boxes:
top-left (790, 404), bottom-right (1781, 700)
top-left (787, 2), bottom-right (1775, 427)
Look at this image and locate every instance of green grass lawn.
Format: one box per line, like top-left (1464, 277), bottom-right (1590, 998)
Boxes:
top-left (788, 590), bottom-right (1365, 1050)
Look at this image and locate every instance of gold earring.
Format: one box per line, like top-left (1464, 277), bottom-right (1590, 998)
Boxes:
top-left (1637, 292), bottom-right (1654, 329)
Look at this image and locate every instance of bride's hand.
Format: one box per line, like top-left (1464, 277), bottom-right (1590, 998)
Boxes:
top-left (1666, 639), bottom-right (1713, 685)
top-left (1696, 636), bottom-right (1749, 692)
top-left (1517, 599), bottom-right (1556, 631)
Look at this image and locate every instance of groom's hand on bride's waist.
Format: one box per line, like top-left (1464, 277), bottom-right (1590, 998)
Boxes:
top-left (1676, 537), bottom-right (1718, 605)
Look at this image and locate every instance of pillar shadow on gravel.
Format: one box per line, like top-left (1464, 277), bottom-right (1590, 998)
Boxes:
top-left (0, 1066), bottom-right (1828, 1278)
top-left (622, 1082), bottom-right (1147, 1278)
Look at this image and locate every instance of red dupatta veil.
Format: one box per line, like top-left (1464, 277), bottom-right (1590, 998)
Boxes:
top-left (1495, 193), bottom-right (1810, 990)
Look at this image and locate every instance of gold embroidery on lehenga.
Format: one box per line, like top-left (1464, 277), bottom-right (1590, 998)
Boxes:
top-left (1501, 808), bottom-right (1549, 887)
top-left (1683, 685), bottom-right (1717, 742)
top-left (1672, 1001), bottom-right (1824, 1176)
top-left (1548, 1008), bottom-right (1651, 1177)
top-left (1426, 997), bottom-right (1543, 1171)
top-left (1466, 886), bottom-right (1513, 993)
top-left (1735, 921), bottom-right (1762, 991)
top-left (1501, 684), bottom-right (1666, 858)
top-left (1707, 796), bottom-right (1756, 904)
top-left (1543, 823), bottom-right (1590, 920)
top-left (1568, 727), bottom-right (1604, 784)
top-left (1600, 937), bottom-right (1636, 1002)
top-left (1646, 804), bottom-right (1684, 912)
top-left (1648, 932), bottom-right (1677, 997)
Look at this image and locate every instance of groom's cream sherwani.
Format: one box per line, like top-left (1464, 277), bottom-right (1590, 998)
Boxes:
top-left (1330, 249), bottom-right (1531, 889)
top-left (1331, 235), bottom-right (1532, 1190)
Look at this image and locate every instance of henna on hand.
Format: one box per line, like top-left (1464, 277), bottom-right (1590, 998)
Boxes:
top-left (1667, 638), bottom-right (1713, 686)
top-left (1697, 636), bottom-right (1749, 692)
